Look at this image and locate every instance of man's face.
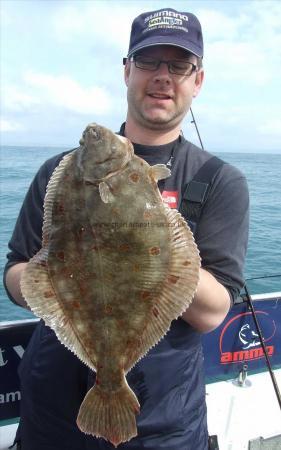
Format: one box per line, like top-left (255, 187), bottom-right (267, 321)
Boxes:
top-left (124, 45), bottom-right (204, 132)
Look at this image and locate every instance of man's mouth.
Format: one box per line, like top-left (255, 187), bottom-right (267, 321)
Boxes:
top-left (147, 93), bottom-right (173, 100)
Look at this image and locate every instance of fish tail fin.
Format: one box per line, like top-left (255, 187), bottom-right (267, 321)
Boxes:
top-left (77, 380), bottom-right (140, 447)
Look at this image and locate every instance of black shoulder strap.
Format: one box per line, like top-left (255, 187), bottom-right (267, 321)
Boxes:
top-left (179, 156), bottom-right (225, 234)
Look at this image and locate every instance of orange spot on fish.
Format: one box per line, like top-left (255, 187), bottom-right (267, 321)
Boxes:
top-left (119, 243), bottom-right (130, 252)
top-left (72, 301), bottom-right (81, 309)
top-left (44, 290), bottom-right (54, 298)
top-left (56, 251), bottom-right (65, 262)
top-left (168, 275), bottom-right (180, 284)
top-left (133, 264), bottom-right (140, 272)
top-left (79, 283), bottom-right (87, 295)
top-left (96, 378), bottom-right (100, 385)
top-left (140, 291), bottom-right (151, 301)
top-left (105, 305), bottom-right (113, 314)
top-left (58, 203), bottom-right (65, 214)
top-left (111, 207), bottom-right (120, 217)
top-left (143, 211), bottom-right (152, 220)
top-left (149, 247), bottom-right (160, 256)
top-left (183, 260), bottom-right (191, 266)
top-left (117, 319), bottom-right (125, 329)
top-left (129, 172), bottom-right (140, 182)
top-left (152, 307), bottom-right (159, 318)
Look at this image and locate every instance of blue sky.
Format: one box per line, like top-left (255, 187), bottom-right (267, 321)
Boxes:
top-left (1, 0), bottom-right (281, 152)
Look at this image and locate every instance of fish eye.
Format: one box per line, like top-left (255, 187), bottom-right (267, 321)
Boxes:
top-left (89, 128), bottom-right (100, 141)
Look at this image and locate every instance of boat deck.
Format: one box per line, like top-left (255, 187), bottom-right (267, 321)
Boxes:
top-left (1, 369), bottom-right (280, 450)
top-left (206, 368), bottom-right (281, 449)
top-left (0, 422), bottom-right (17, 450)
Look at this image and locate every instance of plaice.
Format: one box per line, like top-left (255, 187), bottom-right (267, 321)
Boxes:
top-left (20, 123), bottom-right (200, 447)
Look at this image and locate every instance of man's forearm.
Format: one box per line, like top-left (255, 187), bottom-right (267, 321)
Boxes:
top-left (182, 268), bottom-right (231, 333)
top-left (5, 263), bottom-right (29, 309)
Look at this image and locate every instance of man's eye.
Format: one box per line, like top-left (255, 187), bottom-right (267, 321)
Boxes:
top-left (138, 58), bottom-right (157, 66)
top-left (171, 62), bottom-right (188, 70)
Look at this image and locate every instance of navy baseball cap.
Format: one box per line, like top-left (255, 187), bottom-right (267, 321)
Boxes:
top-left (127, 8), bottom-right (203, 58)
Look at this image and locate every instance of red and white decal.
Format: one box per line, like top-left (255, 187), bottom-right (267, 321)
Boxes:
top-left (161, 190), bottom-right (178, 209)
top-left (219, 311), bottom-right (276, 364)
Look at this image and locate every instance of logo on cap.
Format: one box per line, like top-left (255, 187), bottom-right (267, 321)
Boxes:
top-left (144, 10), bottom-right (189, 34)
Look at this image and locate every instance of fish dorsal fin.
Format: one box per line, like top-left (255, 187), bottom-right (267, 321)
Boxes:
top-left (42, 153), bottom-right (73, 247)
top-left (21, 149), bottom-right (96, 370)
top-left (124, 205), bottom-right (200, 372)
top-left (149, 164), bottom-right (171, 182)
top-left (99, 181), bottom-right (114, 203)
top-left (21, 149), bottom-right (97, 371)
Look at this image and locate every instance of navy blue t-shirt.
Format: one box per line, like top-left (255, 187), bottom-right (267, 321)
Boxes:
top-left (4, 133), bottom-right (249, 450)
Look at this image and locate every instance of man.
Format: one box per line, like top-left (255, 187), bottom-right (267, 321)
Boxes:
top-left (4, 8), bottom-right (249, 450)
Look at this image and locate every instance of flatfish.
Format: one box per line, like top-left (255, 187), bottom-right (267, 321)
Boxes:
top-left (21, 123), bottom-right (200, 447)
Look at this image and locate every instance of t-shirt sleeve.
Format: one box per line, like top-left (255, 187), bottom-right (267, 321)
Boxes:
top-left (195, 163), bottom-right (250, 302)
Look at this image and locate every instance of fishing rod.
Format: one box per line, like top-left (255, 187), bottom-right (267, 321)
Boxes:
top-left (190, 108), bottom-right (205, 150)
top-left (244, 282), bottom-right (281, 411)
top-left (190, 110), bottom-right (281, 410)
top-left (245, 273), bottom-right (281, 282)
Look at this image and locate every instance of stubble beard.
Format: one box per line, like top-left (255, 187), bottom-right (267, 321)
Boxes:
top-left (128, 91), bottom-right (189, 131)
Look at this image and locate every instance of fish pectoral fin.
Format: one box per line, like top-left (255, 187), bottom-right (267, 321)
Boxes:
top-left (99, 182), bottom-right (114, 203)
top-left (149, 164), bottom-right (171, 182)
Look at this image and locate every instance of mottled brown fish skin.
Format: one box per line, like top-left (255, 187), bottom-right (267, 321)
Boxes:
top-left (20, 123), bottom-right (200, 447)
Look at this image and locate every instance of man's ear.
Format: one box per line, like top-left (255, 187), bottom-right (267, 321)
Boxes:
top-left (193, 69), bottom-right (204, 98)
top-left (124, 62), bottom-right (131, 87)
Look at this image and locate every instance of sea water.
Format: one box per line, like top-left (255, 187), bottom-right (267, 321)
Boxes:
top-left (0, 146), bottom-right (280, 321)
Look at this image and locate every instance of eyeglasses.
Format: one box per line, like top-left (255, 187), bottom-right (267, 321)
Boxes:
top-left (123, 55), bottom-right (198, 76)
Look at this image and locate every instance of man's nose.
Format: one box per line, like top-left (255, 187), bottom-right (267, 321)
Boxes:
top-left (152, 62), bottom-right (172, 81)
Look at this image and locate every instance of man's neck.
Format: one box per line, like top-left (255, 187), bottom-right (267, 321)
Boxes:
top-left (124, 120), bottom-right (182, 146)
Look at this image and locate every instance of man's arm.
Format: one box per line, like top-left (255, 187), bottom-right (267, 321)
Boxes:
top-left (182, 268), bottom-right (231, 333)
top-left (5, 263), bottom-right (29, 309)
top-left (181, 164), bottom-right (249, 333)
